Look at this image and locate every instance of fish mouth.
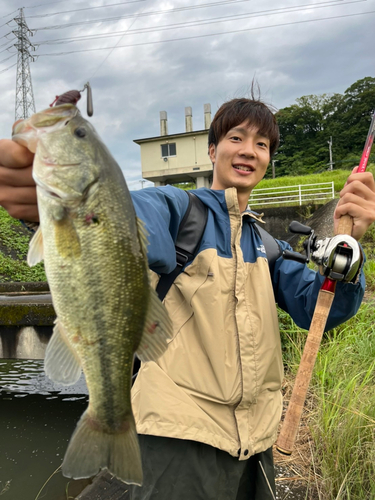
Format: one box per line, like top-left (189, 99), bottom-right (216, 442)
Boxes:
top-left (32, 104), bottom-right (78, 129)
top-left (232, 164), bottom-right (255, 172)
top-left (34, 175), bottom-right (65, 200)
top-left (34, 173), bottom-right (100, 202)
top-left (34, 175), bottom-right (79, 201)
top-left (41, 158), bottom-right (82, 168)
top-left (12, 104), bottom-right (79, 152)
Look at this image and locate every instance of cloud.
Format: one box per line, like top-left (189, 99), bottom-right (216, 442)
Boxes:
top-left (1, 0), bottom-right (374, 186)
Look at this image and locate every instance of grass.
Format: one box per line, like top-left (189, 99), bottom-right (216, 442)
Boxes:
top-left (258, 164), bottom-right (375, 194)
top-left (312, 305), bottom-right (375, 499)
top-left (279, 300), bottom-right (375, 499)
top-left (278, 208), bottom-right (375, 498)
top-left (0, 207), bottom-right (46, 282)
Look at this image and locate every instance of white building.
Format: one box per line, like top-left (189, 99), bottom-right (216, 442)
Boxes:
top-left (134, 105), bottom-right (213, 188)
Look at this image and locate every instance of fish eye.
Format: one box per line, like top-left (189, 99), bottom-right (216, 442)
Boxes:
top-left (74, 127), bottom-right (86, 138)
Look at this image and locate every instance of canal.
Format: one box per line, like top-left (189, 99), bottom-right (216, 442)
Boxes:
top-left (0, 359), bottom-right (91, 500)
top-left (0, 359), bottom-right (313, 500)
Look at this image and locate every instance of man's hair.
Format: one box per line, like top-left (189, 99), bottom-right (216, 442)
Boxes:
top-left (208, 98), bottom-right (280, 157)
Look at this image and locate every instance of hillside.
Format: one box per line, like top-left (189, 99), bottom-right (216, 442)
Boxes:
top-left (0, 167), bottom-right (374, 282)
top-left (0, 208), bottom-right (46, 282)
top-left (258, 164), bottom-right (375, 192)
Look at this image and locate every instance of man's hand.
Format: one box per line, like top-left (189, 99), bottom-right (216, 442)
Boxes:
top-left (0, 139), bottom-right (39, 222)
top-left (334, 166), bottom-right (375, 241)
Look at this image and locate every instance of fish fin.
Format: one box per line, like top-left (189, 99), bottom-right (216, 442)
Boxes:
top-left (136, 286), bottom-right (173, 362)
top-left (54, 217), bottom-right (82, 259)
top-left (27, 226), bottom-right (44, 266)
top-left (62, 410), bottom-right (143, 485)
top-left (44, 320), bottom-right (82, 385)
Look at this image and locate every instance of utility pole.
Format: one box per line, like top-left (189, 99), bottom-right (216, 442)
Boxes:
top-left (271, 159), bottom-right (277, 179)
top-left (13, 8), bottom-right (36, 120)
top-left (327, 136), bottom-right (333, 171)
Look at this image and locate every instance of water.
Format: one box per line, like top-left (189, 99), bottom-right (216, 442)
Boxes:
top-left (0, 359), bottom-right (91, 500)
top-left (0, 360), bottom-right (310, 500)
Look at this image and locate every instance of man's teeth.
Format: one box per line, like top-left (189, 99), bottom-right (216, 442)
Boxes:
top-left (233, 165), bottom-right (252, 172)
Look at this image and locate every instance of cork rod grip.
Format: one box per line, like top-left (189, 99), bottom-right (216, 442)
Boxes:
top-left (337, 213), bottom-right (354, 236)
top-left (276, 288), bottom-right (336, 454)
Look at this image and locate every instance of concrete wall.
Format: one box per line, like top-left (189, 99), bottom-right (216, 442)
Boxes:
top-left (0, 282), bottom-right (54, 360)
top-left (259, 204), bottom-right (324, 243)
top-left (0, 326), bottom-right (51, 359)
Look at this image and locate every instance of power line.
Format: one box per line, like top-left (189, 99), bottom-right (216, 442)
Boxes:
top-left (0, 62), bottom-right (17, 74)
top-left (24, 0), bottom-right (88, 8)
top-left (35, 10), bottom-right (375, 57)
top-left (0, 53), bottom-right (16, 64)
top-left (32, 0), bottom-right (365, 46)
top-left (1, 9), bottom-right (18, 20)
top-left (27, 0), bottom-right (149, 18)
top-left (28, 0), bottom-right (260, 31)
top-left (0, 42), bottom-right (15, 53)
top-left (89, 0), bottom-right (148, 79)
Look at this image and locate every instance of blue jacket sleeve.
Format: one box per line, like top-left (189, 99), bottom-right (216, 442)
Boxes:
top-left (272, 239), bottom-right (365, 332)
top-left (130, 186), bottom-right (190, 274)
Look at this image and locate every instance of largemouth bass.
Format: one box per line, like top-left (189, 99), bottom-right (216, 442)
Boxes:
top-left (12, 104), bottom-right (172, 485)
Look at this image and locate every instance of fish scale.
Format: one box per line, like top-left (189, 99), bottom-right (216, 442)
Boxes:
top-left (12, 103), bottom-right (173, 485)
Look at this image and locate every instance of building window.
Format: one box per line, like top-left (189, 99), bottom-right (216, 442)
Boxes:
top-left (161, 143), bottom-right (176, 157)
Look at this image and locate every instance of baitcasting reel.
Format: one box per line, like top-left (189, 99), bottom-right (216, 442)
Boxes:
top-left (282, 221), bottom-right (363, 283)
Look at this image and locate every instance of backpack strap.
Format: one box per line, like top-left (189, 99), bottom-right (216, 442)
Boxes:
top-left (252, 222), bottom-right (282, 277)
top-left (155, 191), bottom-right (208, 302)
top-left (133, 192), bottom-right (208, 384)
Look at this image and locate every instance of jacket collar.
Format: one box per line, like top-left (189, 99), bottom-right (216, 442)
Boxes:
top-left (224, 187), bottom-right (265, 224)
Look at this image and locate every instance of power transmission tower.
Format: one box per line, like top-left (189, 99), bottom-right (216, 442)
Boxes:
top-left (13, 8), bottom-right (36, 120)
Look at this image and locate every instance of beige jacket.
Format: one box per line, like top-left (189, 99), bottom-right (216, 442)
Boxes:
top-left (131, 188), bottom-right (283, 460)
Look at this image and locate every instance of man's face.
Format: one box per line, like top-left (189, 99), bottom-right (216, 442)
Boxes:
top-left (209, 122), bottom-right (270, 195)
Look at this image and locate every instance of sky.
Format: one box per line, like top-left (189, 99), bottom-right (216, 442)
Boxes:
top-left (0, 0), bottom-right (374, 190)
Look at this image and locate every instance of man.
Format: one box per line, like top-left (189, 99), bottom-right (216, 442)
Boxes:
top-left (0, 98), bottom-right (375, 499)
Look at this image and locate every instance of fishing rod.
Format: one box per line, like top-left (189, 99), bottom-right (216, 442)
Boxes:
top-left (276, 110), bottom-right (375, 456)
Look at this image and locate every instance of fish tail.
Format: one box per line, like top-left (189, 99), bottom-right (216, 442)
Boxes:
top-left (62, 409), bottom-right (143, 485)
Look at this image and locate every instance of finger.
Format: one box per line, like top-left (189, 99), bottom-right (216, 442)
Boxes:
top-left (334, 195), bottom-right (375, 236)
top-left (335, 190), bottom-right (375, 214)
top-left (4, 203), bottom-right (40, 223)
top-left (0, 139), bottom-right (34, 168)
top-left (0, 186), bottom-right (38, 207)
top-left (0, 165), bottom-right (35, 187)
top-left (340, 173), bottom-right (375, 199)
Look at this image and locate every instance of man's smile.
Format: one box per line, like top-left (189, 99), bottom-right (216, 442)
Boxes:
top-left (232, 164), bottom-right (255, 173)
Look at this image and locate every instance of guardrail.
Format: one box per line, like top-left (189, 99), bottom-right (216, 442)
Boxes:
top-left (249, 181), bottom-right (335, 207)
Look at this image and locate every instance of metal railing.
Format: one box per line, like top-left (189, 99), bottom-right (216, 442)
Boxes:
top-left (249, 181), bottom-right (335, 207)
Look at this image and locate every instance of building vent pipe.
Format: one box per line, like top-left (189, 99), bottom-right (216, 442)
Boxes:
top-left (160, 111), bottom-right (168, 136)
top-left (185, 107), bottom-right (193, 132)
top-left (204, 103), bottom-right (211, 129)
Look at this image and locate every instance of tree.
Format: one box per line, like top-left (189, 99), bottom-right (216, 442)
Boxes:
top-left (272, 77), bottom-right (375, 177)
top-left (325, 77), bottom-right (375, 168)
top-left (273, 95), bottom-right (327, 176)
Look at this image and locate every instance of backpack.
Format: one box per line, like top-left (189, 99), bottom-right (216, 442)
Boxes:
top-left (156, 191), bottom-right (281, 301)
top-left (132, 191), bottom-right (281, 381)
